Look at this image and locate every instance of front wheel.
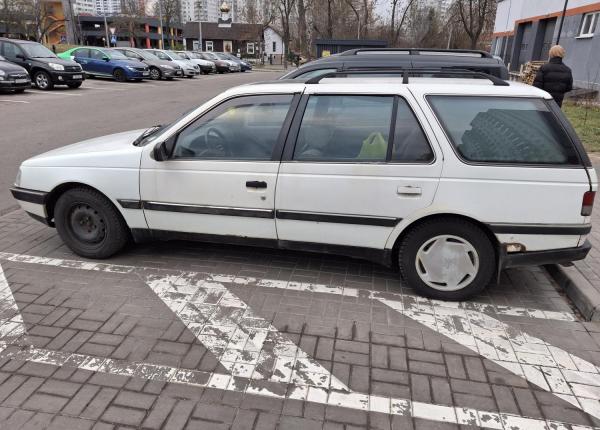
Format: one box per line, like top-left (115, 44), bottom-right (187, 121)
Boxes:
top-left (398, 218), bottom-right (496, 301)
top-left (34, 71), bottom-right (54, 90)
top-left (54, 187), bottom-right (130, 259)
top-left (113, 68), bottom-right (127, 82)
top-left (149, 67), bottom-right (161, 80)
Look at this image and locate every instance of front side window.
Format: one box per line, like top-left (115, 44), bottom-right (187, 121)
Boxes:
top-left (294, 95), bottom-right (394, 161)
top-left (153, 50), bottom-right (169, 60)
top-left (579, 12), bottom-right (599, 37)
top-left (3, 42), bottom-right (23, 60)
top-left (73, 48), bottom-right (90, 58)
top-left (428, 96), bottom-right (580, 165)
top-left (173, 95), bottom-right (293, 160)
top-left (90, 49), bottom-right (106, 60)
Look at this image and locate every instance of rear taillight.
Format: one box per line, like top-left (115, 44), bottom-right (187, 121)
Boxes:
top-left (582, 191), bottom-right (596, 216)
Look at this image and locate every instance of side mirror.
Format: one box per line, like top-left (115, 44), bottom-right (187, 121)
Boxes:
top-left (153, 141), bottom-right (169, 161)
top-left (16, 54), bottom-right (25, 60)
top-left (103, 56), bottom-right (110, 62)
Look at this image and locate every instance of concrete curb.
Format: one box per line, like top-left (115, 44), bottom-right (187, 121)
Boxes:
top-left (546, 264), bottom-right (600, 321)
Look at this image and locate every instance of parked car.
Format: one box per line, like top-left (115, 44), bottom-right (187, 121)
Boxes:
top-left (113, 47), bottom-right (182, 80)
top-left (174, 51), bottom-right (216, 74)
top-left (219, 52), bottom-right (252, 72)
top-left (58, 47), bottom-right (149, 82)
top-left (196, 52), bottom-right (238, 73)
top-left (145, 49), bottom-right (199, 78)
top-left (280, 48), bottom-right (510, 81)
top-left (10, 72), bottom-right (596, 301)
top-left (212, 52), bottom-right (241, 72)
top-left (0, 38), bottom-right (84, 90)
top-left (0, 54), bottom-right (30, 93)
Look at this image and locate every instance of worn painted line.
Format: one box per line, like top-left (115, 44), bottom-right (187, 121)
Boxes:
top-left (0, 99), bottom-right (30, 104)
top-left (0, 343), bottom-right (593, 430)
top-left (0, 252), bottom-right (576, 322)
top-left (26, 90), bottom-right (82, 97)
top-left (146, 271), bottom-right (349, 390)
top-left (0, 261), bottom-right (26, 341)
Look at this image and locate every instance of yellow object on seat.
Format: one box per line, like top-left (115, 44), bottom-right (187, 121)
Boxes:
top-left (357, 132), bottom-right (387, 159)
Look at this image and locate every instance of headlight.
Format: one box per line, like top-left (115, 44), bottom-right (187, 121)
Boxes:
top-left (14, 169), bottom-right (21, 187)
top-left (160, 65), bottom-right (173, 70)
top-left (126, 66), bottom-right (136, 71)
top-left (48, 63), bottom-right (65, 71)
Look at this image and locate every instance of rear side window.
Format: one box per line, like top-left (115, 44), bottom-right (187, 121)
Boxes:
top-left (428, 96), bottom-right (580, 165)
top-left (293, 95), bottom-right (433, 163)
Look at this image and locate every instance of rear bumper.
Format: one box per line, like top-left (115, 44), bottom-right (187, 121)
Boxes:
top-left (502, 240), bottom-right (591, 268)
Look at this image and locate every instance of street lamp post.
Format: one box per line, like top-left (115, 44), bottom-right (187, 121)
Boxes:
top-left (158, 0), bottom-right (165, 49)
top-left (556, 0), bottom-right (569, 45)
top-left (103, 14), bottom-right (110, 47)
top-left (196, 0), bottom-right (203, 51)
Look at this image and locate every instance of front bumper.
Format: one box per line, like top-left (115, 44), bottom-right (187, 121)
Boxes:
top-left (183, 68), bottom-right (198, 76)
top-left (0, 79), bottom-right (31, 90)
top-left (502, 240), bottom-right (591, 268)
top-left (49, 71), bottom-right (85, 84)
top-left (10, 187), bottom-right (52, 226)
top-left (126, 69), bottom-right (150, 79)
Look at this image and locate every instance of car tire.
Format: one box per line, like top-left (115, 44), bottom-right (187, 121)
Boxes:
top-left (149, 67), bottom-right (161, 80)
top-left (34, 71), bottom-right (53, 90)
top-left (54, 187), bottom-right (130, 259)
top-left (398, 218), bottom-right (496, 301)
top-left (113, 68), bottom-right (127, 82)
top-left (67, 82), bottom-right (82, 89)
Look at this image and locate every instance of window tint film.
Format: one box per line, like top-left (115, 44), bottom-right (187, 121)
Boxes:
top-left (294, 95), bottom-right (394, 161)
top-left (173, 95), bottom-right (293, 160)
top-left (392, 99), bottom-right (434, 162)
top-left (428, 96), bottom-right (580, 165)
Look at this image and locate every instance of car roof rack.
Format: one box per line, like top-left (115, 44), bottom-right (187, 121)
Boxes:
top-left (338, 48), bottom-right (494, 59)
top-left (305, 68), bottom-right (509, 86)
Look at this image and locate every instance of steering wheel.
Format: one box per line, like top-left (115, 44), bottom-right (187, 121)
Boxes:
top-left (196, 127), bottom-right (230, 157)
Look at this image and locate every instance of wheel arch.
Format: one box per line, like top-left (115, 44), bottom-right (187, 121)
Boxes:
top-left (389, 213), bottom-right (500, 268)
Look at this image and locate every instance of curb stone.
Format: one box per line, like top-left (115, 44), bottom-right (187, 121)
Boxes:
top-left (546, 264), bottom-right (600, 321)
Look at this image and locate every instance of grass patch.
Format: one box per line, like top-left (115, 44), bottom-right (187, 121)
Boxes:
top-left (563, 102), bottom-right (600, 152)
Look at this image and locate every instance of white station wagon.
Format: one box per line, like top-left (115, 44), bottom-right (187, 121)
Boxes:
top-left (11, 72), bottom-right (597, 300)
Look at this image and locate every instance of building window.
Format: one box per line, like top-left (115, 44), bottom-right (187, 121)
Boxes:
top-left (579, 11), bottom-right (599, 37)
top-left (205, 40), bottom-right (213, 51)
top-left (247, 42), bottom-right (254, 55)
top-left (272, 41), bottom-right (276, 52)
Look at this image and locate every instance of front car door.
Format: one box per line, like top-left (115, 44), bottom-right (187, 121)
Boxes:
top-left (1, 41), bottom-right (27, 70)
top-left (140, 93), bottom-right (299, 240)
top-left (88, 49), bottom-right (111, 76)
top-left (275, 87), bottom-right (443, 250)
top-left (72, 48), bottom-right (90, 72)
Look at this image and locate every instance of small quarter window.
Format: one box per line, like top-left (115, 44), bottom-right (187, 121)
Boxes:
top-left (428, 96), bottom-right (580, 165)
top-left (392, 100), bottom-right (434, 162)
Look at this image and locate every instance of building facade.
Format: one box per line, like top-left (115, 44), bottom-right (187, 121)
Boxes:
top-left (492, 0), bottom-right (600, 89)
top-left (181, 0), bottom-right (239, 23)
top-left (72, 0), bottom-right (95, 14)
top-left (95, 0), bottom-right (121, 15)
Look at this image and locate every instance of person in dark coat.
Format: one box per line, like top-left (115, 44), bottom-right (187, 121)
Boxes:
top-left (533, 45), bottom-right (573, 107)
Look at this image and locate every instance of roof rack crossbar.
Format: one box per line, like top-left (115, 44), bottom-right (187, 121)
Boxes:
top-left (305, 68), bottom-right (509, 86)
top-left (339, 48), bottom-right (493, 58)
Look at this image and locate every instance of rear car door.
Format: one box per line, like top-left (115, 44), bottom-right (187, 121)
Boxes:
top-left (140, 93), bottom-right (299, 240)
top-left (275, 88), bottom-right (442, 249)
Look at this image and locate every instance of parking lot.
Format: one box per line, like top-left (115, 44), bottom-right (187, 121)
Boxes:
top-left (1, 72), bottom-right (600, 430)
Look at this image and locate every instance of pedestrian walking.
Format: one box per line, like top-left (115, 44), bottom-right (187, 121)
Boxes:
top-left (532, 45), bottom-right (573, 107)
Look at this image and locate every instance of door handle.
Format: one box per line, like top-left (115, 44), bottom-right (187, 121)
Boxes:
top-left (246, 181), bottom-right (267, 189)
top-left (397, 185), bottom-right (422, 196)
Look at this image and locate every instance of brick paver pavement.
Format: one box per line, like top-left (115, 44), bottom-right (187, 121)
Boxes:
top-left (0, 210), bottom-right (599, 429)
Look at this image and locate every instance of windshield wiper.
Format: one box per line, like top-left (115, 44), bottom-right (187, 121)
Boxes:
top-left (133, 125), bottom-right (162, 146)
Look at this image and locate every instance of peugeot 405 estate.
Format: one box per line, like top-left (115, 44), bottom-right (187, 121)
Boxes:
top-left (11, 71), bottom-right (597, 300)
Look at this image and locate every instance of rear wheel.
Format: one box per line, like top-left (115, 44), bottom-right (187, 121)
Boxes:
top-left (34, 71), bottom-right (53, 90)
top-left (398, 218), bottom-right (496, 301)
top-left (54, 187), bottom-right (129, 259)
top-left (149, 67), bottom-right (161, 80)
top-left (113, 68), bottom-right (126, 82)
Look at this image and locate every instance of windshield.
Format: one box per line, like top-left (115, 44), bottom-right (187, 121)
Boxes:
top-left (187, 52), bottom-right (201, 59)
top-left (0, 55), bottom-right (5, 61)
top-left (202, 52), bottom-right (218, 60)
top-left (21, 43), bottom-right (56, 58)
top-left (166, 51), bottom-right (183, 60)
top-left (136, 50), bottom-right (157, 60)
top-left (107, 50), bottom-right (128, 60)
top-left (214, 53), bottom-right (229, 60)
top-left (176, 52), bottom-right (190, 59)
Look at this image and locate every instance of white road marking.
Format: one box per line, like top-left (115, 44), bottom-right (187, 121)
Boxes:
top-left (0, 99), bottom-right (29, 104)
top-left (0, 261), bottom-right (26, 341)
top-left (26, 90), bottom-right (82, 97)
top-left (0, 252), bottom-right (597, 428)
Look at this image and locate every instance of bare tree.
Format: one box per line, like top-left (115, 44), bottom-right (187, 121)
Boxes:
top-left (113, 0), bottom-right (145, 47)
top-left (453, 0), bottom-right (495, 49)
top-left (277, 0), bottom-right (296, 68)
top-left (296, 0), bottom-right (309, 56)
top-left (389, 0), bottom-right (415, 45)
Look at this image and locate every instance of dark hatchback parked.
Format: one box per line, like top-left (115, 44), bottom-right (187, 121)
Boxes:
top-left (280, 48), bottom-right (510, 80)
top-left (0, 54), bottom-right (30, 93)
top-left (114, 47), bottom-right (183, 80)
top-left (0, 38), bottom-right (84, 90)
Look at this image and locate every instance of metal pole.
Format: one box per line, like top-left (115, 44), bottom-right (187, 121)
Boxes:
top-left (196, 1), bottom-right (203, 50)
top-left (556, 0), bottom-right (569, 45)
top-left (158, 0), bottom-right (165, 49)
top-left (104, 14), bottom-right (110, 47)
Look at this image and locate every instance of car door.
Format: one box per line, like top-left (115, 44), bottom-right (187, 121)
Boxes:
top-left (140, 93), bottom-right (299, 240)
top-left (1, 41), bottom-right (27, 70)
top-left (88, 49), bottom-right (111, 76)
top-left (275, 88), bottom-right (443, 249)
top-left (72, 48), bottom-right (91, 72)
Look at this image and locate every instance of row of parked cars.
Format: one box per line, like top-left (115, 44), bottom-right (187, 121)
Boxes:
top-left (0, 37), bottom-right (252, 92)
